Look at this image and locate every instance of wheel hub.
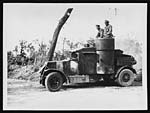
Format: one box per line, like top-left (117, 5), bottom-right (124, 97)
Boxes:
top-left (122, 73), bottom-right (130, 82)
top-left (50, 77), bottom-right (60, 89)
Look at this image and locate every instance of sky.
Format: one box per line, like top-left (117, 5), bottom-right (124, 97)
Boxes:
top-left (3, 3), bottom-right (147, 51)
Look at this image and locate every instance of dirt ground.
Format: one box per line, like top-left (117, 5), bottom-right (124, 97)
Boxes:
top-left (5, 79), bottom-right (146, 110)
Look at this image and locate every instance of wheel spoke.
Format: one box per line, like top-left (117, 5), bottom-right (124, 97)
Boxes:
top-left (45, 72), bottom-right (64, 92)
top-left (117, 69), bottom-right (134, 87)
top-left (122, 73), bottom-right (130, 82)
top-left (50, 77), bottom-right (61, 89)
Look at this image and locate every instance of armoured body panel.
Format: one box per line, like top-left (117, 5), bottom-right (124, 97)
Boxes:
top-left (95, 38), bottom-right (115, 74)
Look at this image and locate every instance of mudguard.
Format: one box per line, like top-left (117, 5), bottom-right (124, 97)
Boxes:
top-left (115, 65), bottom-right (137, 78)
top-left (42, 69), bottom-right (69, 84)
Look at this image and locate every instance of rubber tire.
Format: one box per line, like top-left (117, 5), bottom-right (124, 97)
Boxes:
top-left (45, 72), bottom-right (63, 92)
top-left (116, 69), bottom-right (135, 87)
top-left (41, 79), bottom-right (45, 87)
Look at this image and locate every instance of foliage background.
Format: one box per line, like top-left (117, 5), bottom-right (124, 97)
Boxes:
top-left (7, 37), bottom-right (142, 82)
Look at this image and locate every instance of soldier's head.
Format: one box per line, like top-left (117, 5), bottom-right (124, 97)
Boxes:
top-left (105, 20), bottom-right (109, 26)
top-left (96, 25), bottom-right (100, 30)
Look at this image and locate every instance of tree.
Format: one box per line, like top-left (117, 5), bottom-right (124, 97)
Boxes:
top-left (26, 42), bottom-right (36, 65)
top-left (13, 45), bottom-right (19, 57)
top-left (31, 40), bottom-right (48, 66)
top-left (19, 40), bottom-right (27, 57)
top-left (65, 40), bottom-right (82, 50)
top-left (86, 37), bottom-right (95, 47)
top-left (7, 51), bottom-right (15, 71)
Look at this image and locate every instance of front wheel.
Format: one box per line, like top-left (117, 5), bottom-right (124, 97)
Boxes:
top-left (45, 72), bottom-right (63, 92)
top-left (116, 69), bottom-right (135, 87)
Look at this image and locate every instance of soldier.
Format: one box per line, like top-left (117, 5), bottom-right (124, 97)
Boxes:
top-left (96, 25), bottom-right (104, 38)
top-left (104, 20), bottom-right (113, 38)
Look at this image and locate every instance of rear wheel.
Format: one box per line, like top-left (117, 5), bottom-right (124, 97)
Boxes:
top-left (45, 72), bottom-right (63, 92)
top-left (116, 69), bottom-right (135, 87)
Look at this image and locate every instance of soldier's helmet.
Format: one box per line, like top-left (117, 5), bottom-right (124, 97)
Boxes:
top-left (105, 20), bottom-right (109, 23)
top-left (96, 25), bottom-right (100, 29)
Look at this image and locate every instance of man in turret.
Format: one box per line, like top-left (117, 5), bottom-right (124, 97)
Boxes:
top-left (96, 25), bottom-right (104, 38)
top-left (104, 20), bottom-right (113, 38)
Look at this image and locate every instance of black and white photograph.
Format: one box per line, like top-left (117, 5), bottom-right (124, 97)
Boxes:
top-left (3, 3), bottom-right (147, 110)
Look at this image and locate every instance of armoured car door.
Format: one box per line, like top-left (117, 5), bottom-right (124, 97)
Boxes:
top-left (79, 53), bottom-right (97, 74)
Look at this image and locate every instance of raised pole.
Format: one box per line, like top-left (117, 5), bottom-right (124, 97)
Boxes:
top-left (48, 8), bottom-right (73, 61)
